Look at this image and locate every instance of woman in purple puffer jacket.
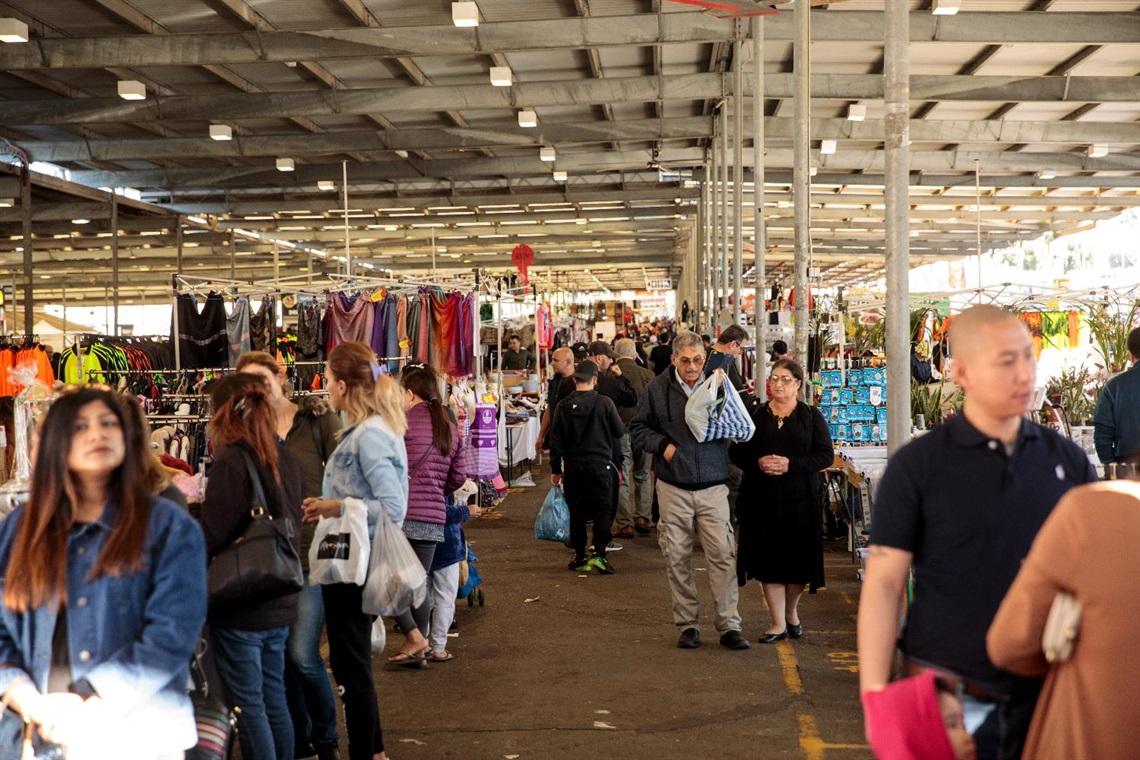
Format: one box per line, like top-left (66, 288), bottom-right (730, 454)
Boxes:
top-left (387, 364), bottom-right (467, 667)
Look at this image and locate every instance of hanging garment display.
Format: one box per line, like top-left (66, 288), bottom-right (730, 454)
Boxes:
top-left (173, 292), bottom-right (228, 369)
top-left (226, 296), bottom-right (252, 368)
top-left (324, 292), bottom-right (375, 354)
top-left (396, 295), bottom-right (410, 365)
top-left (295, 299), bottom-right (323, 390)
top-left (249, 297), bottom-right (275, 353)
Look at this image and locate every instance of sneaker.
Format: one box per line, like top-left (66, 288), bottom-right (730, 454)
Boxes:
top-left (606, 541), bottom-right (623, 552)
top-left (615, 525), bottom-right (635, 539)
top-left (587, 555), bottom-right (615, 574)
top-left (634, 517), bottom-right (652, 535)
top-left (568, 557), bottom-right (592, 572)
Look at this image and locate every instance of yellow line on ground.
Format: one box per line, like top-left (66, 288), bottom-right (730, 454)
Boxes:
top-left (777, 640), bottom-right (803, 695)
top-left (798, 714), bottom-right (826, 760)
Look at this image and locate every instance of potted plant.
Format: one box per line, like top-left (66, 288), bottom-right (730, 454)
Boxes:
top-left (1085, 297), bottom-right (1140, 375)
top-left (910, 376), bottom-right (962, 429)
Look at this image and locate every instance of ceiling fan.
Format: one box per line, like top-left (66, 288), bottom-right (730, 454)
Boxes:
top-left (664, 0), bottom-right (846, 20)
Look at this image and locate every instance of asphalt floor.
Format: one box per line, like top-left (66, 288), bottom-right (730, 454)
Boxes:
top-left (363, 460), bottom-right (874, 760)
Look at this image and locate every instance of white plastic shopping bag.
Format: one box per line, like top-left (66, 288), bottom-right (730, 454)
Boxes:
top-left (370, 617), bottom-right (387, 654)
top-left (684, 369), bottom-right (755, 443)
top-left (309, 497), bottom-right (370, 585)
top-left (361, 508), bottom-right (428, 617)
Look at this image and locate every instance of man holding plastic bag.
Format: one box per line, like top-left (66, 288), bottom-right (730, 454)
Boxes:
top-left (630, 331), bottom-right (750, 651)
top-left (549, 361), bottom-right (625, 574)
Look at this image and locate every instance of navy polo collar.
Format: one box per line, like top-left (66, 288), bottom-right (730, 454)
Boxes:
top-left (947, 412), bottom-right (1041, 449)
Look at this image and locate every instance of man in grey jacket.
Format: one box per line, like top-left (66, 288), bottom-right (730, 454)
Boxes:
top-left (630, 331), bottom-right (750, 651)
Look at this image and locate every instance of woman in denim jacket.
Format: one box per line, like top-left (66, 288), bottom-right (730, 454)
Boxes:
top-left (303, 341), bottom-right (408, 760)
top-left (0, 386), bottom-right (207, 758)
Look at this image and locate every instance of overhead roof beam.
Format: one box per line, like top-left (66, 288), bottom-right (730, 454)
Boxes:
top-left (6, 74), bottom-right (1137, 126)
top-left (21, 117), bottom-right (1139, 163)
top-left (0, 12), bottom-right (1132, 70)
top-left (67, 148), bottom-right (1140, 190)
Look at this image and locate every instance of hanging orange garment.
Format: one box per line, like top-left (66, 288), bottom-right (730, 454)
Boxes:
top-left (429, 289), bottom-right (451, 370)
top-left (396, 296), bottom-right (410, 365)
top-left (1068, 310), bottom-right (1081, 348)
top-left (1018, 312), bottom-right (1044, 357)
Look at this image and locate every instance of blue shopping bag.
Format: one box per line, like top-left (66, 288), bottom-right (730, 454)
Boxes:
top-left (534, 486), bottom-right (570, 543)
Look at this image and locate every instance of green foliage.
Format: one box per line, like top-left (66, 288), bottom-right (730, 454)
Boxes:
top-left (910, 377), bottom-right (962, 428)
top-left (1044, 365), bottom-right (1102, 425)
top-left (1085, 298), bottom-right (1140, 374)
top-left (845, 314), bottom-right (885, 355)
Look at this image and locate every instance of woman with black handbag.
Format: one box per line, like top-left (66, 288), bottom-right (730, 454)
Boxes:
top-left (0, 385), bottom-right (207, 759)
top-left (199, 373), bottom-right (305, 760)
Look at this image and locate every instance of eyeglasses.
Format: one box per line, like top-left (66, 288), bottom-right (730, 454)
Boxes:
top-left (770, 376), bottom-right (799, 384)
top-left (676, 356), bottom-right (705, 367)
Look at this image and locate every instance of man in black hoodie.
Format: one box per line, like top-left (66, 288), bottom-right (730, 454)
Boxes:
top-left (549, 361), bottom-right (625, 574)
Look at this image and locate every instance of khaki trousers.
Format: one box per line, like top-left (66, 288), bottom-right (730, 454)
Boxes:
top-left (655, 480), bottom-right (742, 634)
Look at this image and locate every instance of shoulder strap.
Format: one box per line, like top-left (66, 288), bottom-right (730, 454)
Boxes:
top-left (237, 448), bottom-right (272, 517)
top-left (407, 443), bottom-right (433, 481)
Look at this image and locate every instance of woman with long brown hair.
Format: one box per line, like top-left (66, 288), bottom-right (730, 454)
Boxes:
top-left (0, 386), bottom-right (207, 758)
top-left (302, 341), bottom-right (408, 760)
top-left (199, 373), bottom-right (305, 760)
top-left (237, 350), bottom-right (343, 760)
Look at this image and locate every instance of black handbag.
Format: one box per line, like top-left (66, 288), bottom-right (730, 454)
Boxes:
top-left (206, 449), bottom-right (303, 604)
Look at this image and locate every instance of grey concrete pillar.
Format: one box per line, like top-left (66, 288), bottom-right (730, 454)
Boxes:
top-left (885, 0), bottom-right (911, 452)
top-left (793, 0), bottom-right (811, 372)
top-left (752, 16), bottom-right (767, 401)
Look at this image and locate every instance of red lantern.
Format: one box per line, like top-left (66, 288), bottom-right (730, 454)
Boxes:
top-left (511, 244), bottom-right (535, 285)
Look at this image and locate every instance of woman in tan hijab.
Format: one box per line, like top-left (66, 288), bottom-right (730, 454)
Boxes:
top-left (986, 475), bottom-right (1140, 760)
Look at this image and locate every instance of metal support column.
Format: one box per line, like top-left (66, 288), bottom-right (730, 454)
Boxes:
top-left (175, 217), bottom-right (183, 272)
top-left (696, 180), bottom-right (706, 330)
top-left (732, 37), bottom-right (745, 326)
top-left (718, 106), bottom-right (729, 320)
top-left (111, 194), bottom-right (119, 335)
top-left (709, 123), bottom-right (720, 330)
top-left (21, 181), bottom-right (32, 337)
top-left (793, 0), bottom-right (811, 369)
top-left (230, 231), bottom-right (236, 280)
top-left (885, 0), bottom-right (911, 453)
top-left (752, 16), bottom-right (767, 401)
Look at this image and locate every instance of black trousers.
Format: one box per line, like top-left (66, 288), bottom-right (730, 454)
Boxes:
top-left (563, 460), bottom-right (618, 558)
top-left (322, 582), bottom-right (384, 760)
top-left (974, 690), bottom-right (1040, 760)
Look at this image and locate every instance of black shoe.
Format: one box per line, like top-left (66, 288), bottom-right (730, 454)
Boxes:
top-left (677, 627), bottom-right (701, 649)
top-left (758, 629), bottom-right (788, 644)
top-left (719, 630), bottom-right (751, 650)
top-left (787, 622), bottom-right (803, 639)
top-left (295, 741), bottom-right (317, 760)
top-left (316, 744), bottom-right (341, 760)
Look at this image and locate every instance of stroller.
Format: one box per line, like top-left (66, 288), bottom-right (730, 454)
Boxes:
top-left (457, 541), bottom-right (484, 607)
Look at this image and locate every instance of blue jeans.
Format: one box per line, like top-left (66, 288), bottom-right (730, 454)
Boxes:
top-left (212, 626), bottom-right (294, 760)
top-left (286, 578), bottom-right (339, 748)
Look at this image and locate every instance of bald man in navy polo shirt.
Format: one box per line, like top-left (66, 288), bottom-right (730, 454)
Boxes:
top-left (857, 305), bottom-right (1095, 760)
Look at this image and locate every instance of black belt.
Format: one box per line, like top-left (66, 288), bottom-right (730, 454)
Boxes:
top-left (904, 660), bottom-right (1004, 704)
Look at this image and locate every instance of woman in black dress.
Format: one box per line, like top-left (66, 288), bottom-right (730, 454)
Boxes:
top-left (730, 359), bottom-right (833, 643)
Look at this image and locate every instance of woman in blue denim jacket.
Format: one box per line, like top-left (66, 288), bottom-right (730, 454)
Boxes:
top-left (303, 341), bottom-right (408, 760)
top-left (0, 386), bottom-right (207, 759)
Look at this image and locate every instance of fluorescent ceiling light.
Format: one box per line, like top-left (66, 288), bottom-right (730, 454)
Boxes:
top-left (518, 109), bottom-right (537, 128)
top-left (452, 2), bottom-right (479, 27)
top-left (1037, 170), bottom-right (1056, 179)
top-left (209, 124), bottom-right (232, 141)
top-left (931, 0), bottom-right (960, 15)
top-left (0, 18), bottom-right (29, 43)
top-left (553, 171), bottom-right (568, 182)
top-left (317, 180), bottom-right (336, 191)
top-left (0, 198), bottom-right (12, 208)
top-left (540, 146), bottom-right (556, 162)
top-left (820, 140), bottom-right (837, 155)
top-left (846, 103), bottom-right (866, 122)
top-left (276, 158), bottom-right (295, 171)
top-left (117, 80), bottom-right (146, 100)
top-left (72, 218), bottom-right (90, 225)
top-left (1088, 144), bottom-right (1108, 158)
top-left (490, 66), bottom-right (512, 87)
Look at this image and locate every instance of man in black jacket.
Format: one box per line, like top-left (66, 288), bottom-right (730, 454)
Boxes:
top-left (630, 331), bottom-right (750, 650)
top-left (550, 361), bottom-right (625, 574)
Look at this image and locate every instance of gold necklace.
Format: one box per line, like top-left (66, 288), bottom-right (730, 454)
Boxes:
top-left (767, 403), bottom-right (792, 429)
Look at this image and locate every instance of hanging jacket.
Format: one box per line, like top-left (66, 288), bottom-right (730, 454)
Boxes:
top-left (403, 402), bottom-right (467, 526)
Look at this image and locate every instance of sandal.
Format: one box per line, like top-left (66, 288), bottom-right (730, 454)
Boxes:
top-left (387, 648), bottom-right (427, 667)
top-left (428, 651), bottom-right (456, 662)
